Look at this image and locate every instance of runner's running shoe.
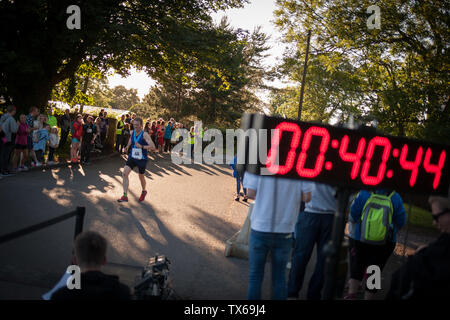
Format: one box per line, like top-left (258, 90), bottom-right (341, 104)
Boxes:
top-left (117, 195), bottom-right (128, 202)
top-left (138, 191), bottom-right (147, 202)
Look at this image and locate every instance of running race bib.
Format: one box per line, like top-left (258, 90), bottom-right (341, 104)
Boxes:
top-left (87, 128), bottom-right (92, 133)
top-left (131, 148), bottom-right (143, 160)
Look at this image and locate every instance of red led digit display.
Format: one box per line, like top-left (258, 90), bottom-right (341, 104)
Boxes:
top-left (266, 122), bottom-right (301, 175)
top-left (339, 135), bottom-right (366, 179)
top-left (360, 137), bottom-right (391, 186)
top-left (240, 114), bottom-right (450, 196)
top-left (296, 126), bottom-right (330, 178)
top-left (399, 145), bottom-right (423, 187)
top-left (423, 148), bottom-right (446, 190)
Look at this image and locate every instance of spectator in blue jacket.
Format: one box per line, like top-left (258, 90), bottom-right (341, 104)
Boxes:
top-left (163, 121), bottom-right (174, 153)
top-left (345, 189), bottom-right (406, 300)
top-left (229, 155), bottom-right (247, 202)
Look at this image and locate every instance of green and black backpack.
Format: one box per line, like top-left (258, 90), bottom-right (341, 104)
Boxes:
top-left (360, 191), bottom-right (395, 245)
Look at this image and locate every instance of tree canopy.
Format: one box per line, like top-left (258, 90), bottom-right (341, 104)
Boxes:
top-left (272, 0), bottom-right (449, 142)
top-left (0, 0), bottom-right (250, 114)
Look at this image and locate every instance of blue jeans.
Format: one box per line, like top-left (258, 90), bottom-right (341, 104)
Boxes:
top-left (235, 172), bottom-right (247, 196)
top-left (287, 211), bottom-right (334, 300)
top-left (248, 229), bottom-right (292, 300)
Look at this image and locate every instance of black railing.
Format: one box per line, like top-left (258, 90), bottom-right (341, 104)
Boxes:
top-left (0, 207), bottom-right (85, 245)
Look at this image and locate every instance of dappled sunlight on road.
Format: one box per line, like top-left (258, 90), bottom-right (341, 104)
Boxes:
top-left (0, 155), bottom-right (254, 299)
top-left (42, 187), bottom-right (73, 207)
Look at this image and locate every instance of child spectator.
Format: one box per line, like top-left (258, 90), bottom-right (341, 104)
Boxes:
top-left (32, 124), bottom-right (50, 167)
top-left (81, 116), bottom-right (96, 165)
top-left (12, 114), bottom-right (30, 172)
top-left (71, 115), bottom-right (83, 163)
top-left (26, 107), bottom-right (39, 167)
top-left (47, 126), bottom-right (60, 165)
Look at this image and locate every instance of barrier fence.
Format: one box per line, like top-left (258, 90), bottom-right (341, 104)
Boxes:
top-left (0, 207), bottom-right (85, 245)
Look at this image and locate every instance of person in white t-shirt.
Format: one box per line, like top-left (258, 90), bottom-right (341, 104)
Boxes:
top-left (243, 172), bottom-right (312, 300)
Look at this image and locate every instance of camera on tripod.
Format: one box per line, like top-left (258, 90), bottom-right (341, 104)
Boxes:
top-left (133, 255), bottom-right (172, 300)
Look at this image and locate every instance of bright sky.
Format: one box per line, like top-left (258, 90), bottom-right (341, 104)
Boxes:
top-left (107, 0), bottom-right (287, 103)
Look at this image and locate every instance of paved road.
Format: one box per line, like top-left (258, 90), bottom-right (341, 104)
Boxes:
top-left (0, 153), bottom-right (289, 299)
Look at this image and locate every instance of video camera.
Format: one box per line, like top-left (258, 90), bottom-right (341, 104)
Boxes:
top-left (133, 255), bottom-right (173, 300)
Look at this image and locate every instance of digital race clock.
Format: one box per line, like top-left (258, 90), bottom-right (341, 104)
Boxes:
top-left (237, 113), bottom-right (450, 196)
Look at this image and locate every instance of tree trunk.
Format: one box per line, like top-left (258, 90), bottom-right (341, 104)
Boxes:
top-left (10, 82), bottom-right (53, 115)
top-left (104, 117), bottom-right (117, 151)
top-left (79, 77), bottom-right (90, 114)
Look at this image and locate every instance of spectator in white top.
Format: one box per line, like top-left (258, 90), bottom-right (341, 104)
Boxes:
top-left (47, 126), bottom-right (60, 165)
top-left (243, 172), bottom-right (312, 300)
top-left (0, 105), bottom-right (18, 176)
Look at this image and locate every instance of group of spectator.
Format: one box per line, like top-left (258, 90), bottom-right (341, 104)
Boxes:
top-left (242, 170), bottom-right (449, 300)
top-left (114, 114), bottom-right (185, 155)
top-left (0, 105), bottom-right (60, 175)
top-left (0, 104), bottom-right (190, 173)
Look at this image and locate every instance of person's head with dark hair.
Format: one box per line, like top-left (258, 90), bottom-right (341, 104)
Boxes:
top-left (73, 231), bottom-right (108, 272)
top-left (6, 105), bottom-right (16, 116)
top-left (51, 230), bottom-right (131, 300)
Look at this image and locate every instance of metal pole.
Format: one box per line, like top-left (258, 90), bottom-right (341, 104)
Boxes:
top-left (297, 30), bottom-right (311, 120)
top-left (322, 188), bottom-right (351, 300)
top-left (74, 206), bottom-right (86, 239)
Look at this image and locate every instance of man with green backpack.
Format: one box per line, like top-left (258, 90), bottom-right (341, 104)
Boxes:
top-left (345, 189), bottom-right (406, 300)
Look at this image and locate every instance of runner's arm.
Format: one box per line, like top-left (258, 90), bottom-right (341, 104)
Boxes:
top-left (141, 132), bottom-right (157, 151)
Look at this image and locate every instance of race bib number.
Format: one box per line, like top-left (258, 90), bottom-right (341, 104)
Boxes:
top-left (87, 128), bottom-right (92, 133)
top-left (131, 148), bottom-right (143, 160)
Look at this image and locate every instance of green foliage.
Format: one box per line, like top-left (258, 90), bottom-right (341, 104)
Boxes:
top-left (0, 0), bottom-right (249, 114)
top-left (272, 0), bottom-right (449, 142)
